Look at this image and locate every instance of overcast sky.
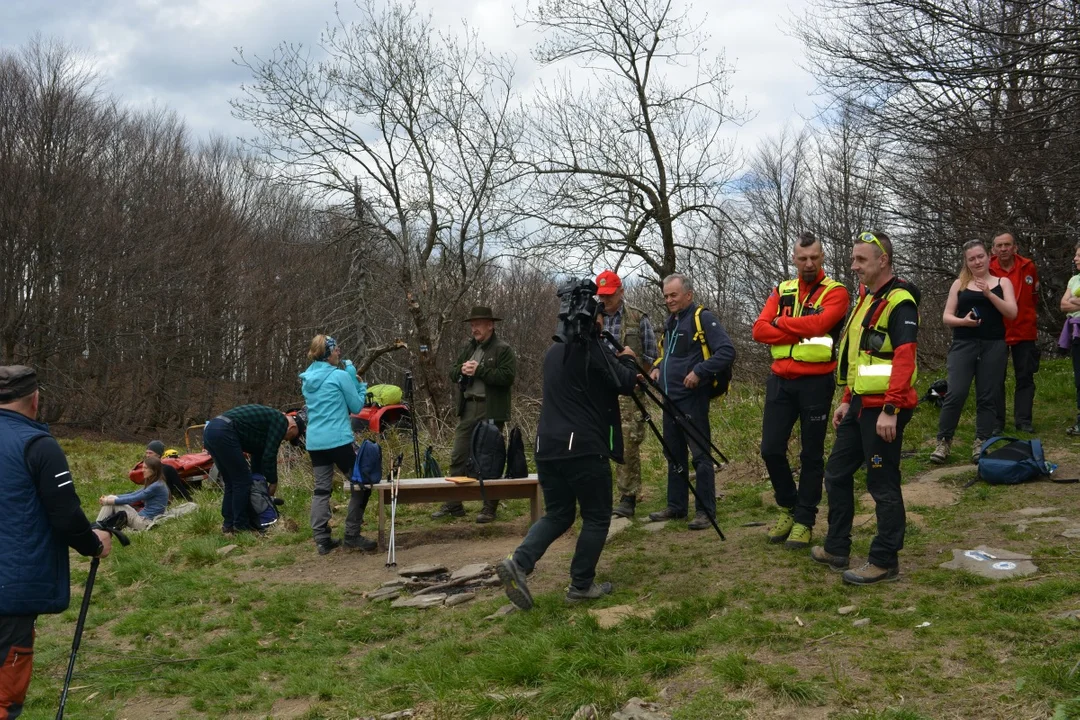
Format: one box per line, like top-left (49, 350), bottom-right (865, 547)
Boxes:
top-left (2, 0), bottom-right (818, 159)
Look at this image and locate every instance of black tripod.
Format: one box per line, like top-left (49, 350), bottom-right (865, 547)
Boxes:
top-left (56, 514), bottom-right (130, 720)
top-left (600, 331), bottom-right (727, 540)
top-left (404, 371), bottom-right (422, 476)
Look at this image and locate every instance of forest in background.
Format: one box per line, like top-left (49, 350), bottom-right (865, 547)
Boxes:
top-left (2, 0), bottom-right (1077, 433)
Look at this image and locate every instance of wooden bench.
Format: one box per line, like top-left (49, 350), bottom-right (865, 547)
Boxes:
top-left (374, 475), bottom-right (542, 551)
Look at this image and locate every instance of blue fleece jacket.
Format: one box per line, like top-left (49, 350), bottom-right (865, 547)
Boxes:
top-left (114, 479), bottom-right (169, 519)
top-left (300, 361), bottom-right (366, 451)
top-left (657, 303), bottom-right (736, 400)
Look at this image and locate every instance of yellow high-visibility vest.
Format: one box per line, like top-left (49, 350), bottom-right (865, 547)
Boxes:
top-left (836, 286), bottom-right (918, 395)
top-left (769, 278), bottom-right (845, 363)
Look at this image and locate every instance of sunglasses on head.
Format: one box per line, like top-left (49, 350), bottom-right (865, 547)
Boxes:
top-left (858, 232), bottom-right (887, 258)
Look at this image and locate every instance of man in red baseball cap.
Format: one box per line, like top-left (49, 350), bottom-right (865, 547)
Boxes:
top-left (596, 270), bottom-right (657, 518)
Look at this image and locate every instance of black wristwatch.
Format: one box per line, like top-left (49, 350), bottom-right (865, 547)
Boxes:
top-left (882, 403), bottom-right (898, 416)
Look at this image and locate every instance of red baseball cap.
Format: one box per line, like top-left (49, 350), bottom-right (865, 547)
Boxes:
top-left (595, 270), bottom-right (622, 295)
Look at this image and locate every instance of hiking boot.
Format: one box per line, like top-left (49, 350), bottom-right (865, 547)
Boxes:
top-left (566, 581), bottom-right (613, 604)
top-left (496, 556), bottom-right (533, 611)
top-left (1017, 422), bottom-right (1036, 434)
top-left (842, 562), bottom-right (900, 585)
top-left (929, 438), bottom-right (951, 465)
top-left (972, 438), bottom-right (985, 464)
top-left (431, 502), bottom-right (466, 519)
top-left (221, 524), bottom-right (236, 536)
top-left (810, 545), bottom-right (849, 571)
top-left (476, 500), bottom-right (499, 524)
top-left (316, 538), bottom-right (342, 555)
top-left (612, 495), bottom-right (637, 519)
top-left (343, 534), bottom-right (377, 551)
top-left (687, 511), bottom-right (712, 531)
top-left (648, 507), bottom-right (687, 522)
top-left (784, 523), bottom-right (812, 550)
top-left (766, 507), bottom-right (795, 544)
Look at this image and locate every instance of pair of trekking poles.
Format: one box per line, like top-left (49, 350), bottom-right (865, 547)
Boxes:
top-left (56, 513), bottom-right (130, 720)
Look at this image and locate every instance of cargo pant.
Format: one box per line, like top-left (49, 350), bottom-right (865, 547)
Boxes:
top-left (615, 393), bottom-right (645, 499)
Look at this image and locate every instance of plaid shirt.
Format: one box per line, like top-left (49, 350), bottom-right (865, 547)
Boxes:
top-left (221, 404), bottom-right (288, 487)
top-left (603, 304), bottom-right (657, 366)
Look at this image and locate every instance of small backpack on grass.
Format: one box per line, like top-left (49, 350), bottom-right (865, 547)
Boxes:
top-left (968, 437), bottom-right (1055, 487)
top-left (250, 474), bottom-right (279, 529)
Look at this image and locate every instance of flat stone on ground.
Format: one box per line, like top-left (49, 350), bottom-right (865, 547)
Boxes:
top-left (641, 521), bottom-right (668, 533)
top-left (445, 592), bottom-right (475, 607)
top-left (589, 604), bottom-right (654, 629)
top-left (1061, 527), bottom-right (1080, 539)
top-left (483, 604), bottom-right (517, 621)
top-left (607, 517), bottom-right (633, 539)
top-left (838, 605), bottom-right (857, 616)
top-left (611, 697), bottom-right (670, 720)
top-left (216, 544), bottom-right (238, 556)
top-left (852, 618), bottom-right (871, 627)
top-left (939, 545), bottom-right (1037, 579)
top-left (571, 705), bottom-right (599, 720)
top-left (397, 564), bottom-right (447, 577)
top-left (366, 587), bottom-right (403, 602)
top-left (391, 594), bottom-right (447, 609)
top-left (1056, 609), bottom-right (1080, 620)
top-left (449, 563), bottom-right (491, 581)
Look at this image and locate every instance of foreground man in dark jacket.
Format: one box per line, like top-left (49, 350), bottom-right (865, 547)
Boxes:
top-left (497, 316), bottom-right (639, 609)
top-left (0, 366), bottom-right (112, 719)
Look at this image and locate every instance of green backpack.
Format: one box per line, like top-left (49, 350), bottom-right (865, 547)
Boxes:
top-left (366, 384), bottom-right (403, 407)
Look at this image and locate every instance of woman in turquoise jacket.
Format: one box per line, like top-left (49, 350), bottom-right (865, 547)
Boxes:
top-left (299, 335), bottom-right (374, 554)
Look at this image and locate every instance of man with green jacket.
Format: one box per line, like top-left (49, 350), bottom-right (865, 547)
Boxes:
top-left (432, 306), bottom-right (517, 523)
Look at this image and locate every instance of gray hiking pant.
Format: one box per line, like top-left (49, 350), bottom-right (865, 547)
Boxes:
top-left (309, 444), bottom-right (371, 543)
top-left (937, 337), bottom-right (1007, 442)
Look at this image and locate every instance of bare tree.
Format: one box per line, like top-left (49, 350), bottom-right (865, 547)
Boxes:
top-left (233, 0), bottom-right (520, 418)
top-left (518, 0), bottom-right (745, 281)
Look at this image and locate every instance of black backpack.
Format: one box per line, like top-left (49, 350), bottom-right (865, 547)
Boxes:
top-left (468, 421), bottom-right (506, 481)
top-left (505, 427), bottom-right (529, 478)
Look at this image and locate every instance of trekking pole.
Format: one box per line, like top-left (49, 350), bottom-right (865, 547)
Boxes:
top-left (385, 454), bottom-right (403, 568)
top-left (57, 518), bottom-right (130, 720)
top-left (601, 331), bottom-right (729, 467)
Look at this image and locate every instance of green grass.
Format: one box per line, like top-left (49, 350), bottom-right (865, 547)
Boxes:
top-left (17, 356), bottom-right (1080, 718)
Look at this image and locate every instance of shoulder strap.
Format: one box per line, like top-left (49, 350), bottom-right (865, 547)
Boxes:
top-left (693, 306), bottom-right (711, 360)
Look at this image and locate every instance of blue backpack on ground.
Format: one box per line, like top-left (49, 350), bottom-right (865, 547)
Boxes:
top-left (971, 437), bottom-right (1055, 486)
top-left (350, 440), bottom-right (383, 491)
top-left (250, 474), bottom-right (279, 529)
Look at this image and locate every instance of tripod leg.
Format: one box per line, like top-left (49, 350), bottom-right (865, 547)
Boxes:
top-left (57, 558), bottom-right (98, 720)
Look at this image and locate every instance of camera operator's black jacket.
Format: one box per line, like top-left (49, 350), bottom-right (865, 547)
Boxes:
top-left (535, 338), bottom-right (639, 463)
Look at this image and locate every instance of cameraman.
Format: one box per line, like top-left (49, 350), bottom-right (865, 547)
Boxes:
top-left (496, 298), bottom-right (640, 609)
top-left (0, 366), bottom-right (112, 717)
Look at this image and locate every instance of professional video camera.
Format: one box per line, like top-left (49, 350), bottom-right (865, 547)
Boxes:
top-left (553, 278), bottom-right (601, 344)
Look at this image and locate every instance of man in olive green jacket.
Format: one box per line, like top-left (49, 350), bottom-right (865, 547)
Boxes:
top-left (432, 306), bottom-right (517, 523)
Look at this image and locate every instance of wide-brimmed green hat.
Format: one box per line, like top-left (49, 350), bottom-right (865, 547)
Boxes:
top-left (463, 306), bottom-right (502, 322)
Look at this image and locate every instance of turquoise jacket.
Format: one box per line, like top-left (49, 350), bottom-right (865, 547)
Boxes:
top-left (300, 361), bottom-right (366, 451)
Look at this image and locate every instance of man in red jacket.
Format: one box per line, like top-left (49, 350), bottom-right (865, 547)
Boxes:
top-left (810, 232), bottom-right (919, 585)
top-left (990, 232), bottom-right (1040, 433)
top-left (752, 232), bottom-right (850, 550)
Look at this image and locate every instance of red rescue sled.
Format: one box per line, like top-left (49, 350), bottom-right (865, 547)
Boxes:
top-left (128, 452), bottom-right (214, 485)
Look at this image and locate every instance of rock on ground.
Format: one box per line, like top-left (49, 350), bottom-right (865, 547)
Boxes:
top-left (589, 605), bottom-right (654, 630)
top-left (445, 592), bottom-right (475, 607)
top-left (216, 544), bottom-right (238, 556)
top-left (484, 604), bottom-right (517, 621)
top-left (449, 563), bottom-right (491, 581)
top-left (607, 517), bottom-right (633, 540)
top-left (611, 698), bottom-right (670, 720)
top-left (939, 545), bottom-right (1037, 579)
top-left (570, 705), bottom-right (599, 720)
top-left (391, 594), bottom-right (447, 609)
top-left (397, 564), bottom-right (447, 577)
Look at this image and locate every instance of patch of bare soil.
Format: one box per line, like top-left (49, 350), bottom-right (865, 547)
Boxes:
top-left (118, 696), bottom-right (198, 720)
top-left (233, 515), bottom-right (577, 600)
top-left (267, 697), bottom-right (314, 719)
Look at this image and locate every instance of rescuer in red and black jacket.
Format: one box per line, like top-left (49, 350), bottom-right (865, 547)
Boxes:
top-left (752, 232), bottom-right (851, 552)
top-left (809, 231), bottom-right (920, 587)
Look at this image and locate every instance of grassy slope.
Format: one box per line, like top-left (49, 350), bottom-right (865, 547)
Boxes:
top-left (19, 357), bottom-right (1080, 719)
